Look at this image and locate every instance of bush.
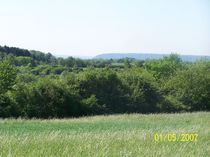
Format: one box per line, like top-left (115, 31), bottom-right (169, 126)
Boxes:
top-left (119, 68), bottom-right (161, 113)
top-left (163, 61), bottom-right (210, 111)
top-left (9, 78), bottom-right (81, 118)
top-left (65, 68), bottom-right (126, 113)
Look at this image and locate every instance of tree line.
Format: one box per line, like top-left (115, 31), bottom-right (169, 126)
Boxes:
top-left (0, 46), bottom-right (210, 118)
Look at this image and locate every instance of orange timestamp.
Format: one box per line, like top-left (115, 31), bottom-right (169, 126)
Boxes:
top-left (153, 133), bottom-right (198, 142)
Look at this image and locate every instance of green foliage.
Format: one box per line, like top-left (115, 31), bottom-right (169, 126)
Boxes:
top-left (9, 78), bottom-right (82, 118)
top-left (145, 54), bottom-right (183, 80)
top-left (0, 45), bottom-right (31, 57)
top-left (119, 68), bottom-right (160, 113)
top-left (123, 58), bottom-right (131, 68)
top-left (0, 95), bottom-right (17, 117)
top-left (66, 69), bottom-right (125, 113)
top-left (81, 95), bottom-right (101, 114)
top-left (14, 56), bottom-right (33, 66)
top-left (0, 60), bottom-right (17, 117)
top-left (163, 61), bottom-right (210, 111)
top-left (0, 60), bottom-right (17, 94)
top-left (0, 46), bottom-right (210, 118)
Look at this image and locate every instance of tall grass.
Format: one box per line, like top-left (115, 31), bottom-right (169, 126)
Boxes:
top-left (0, 112), bottom-right (209, 157)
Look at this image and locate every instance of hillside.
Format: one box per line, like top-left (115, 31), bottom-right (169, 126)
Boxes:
top-left (94, 53), bottom-right (210, 61)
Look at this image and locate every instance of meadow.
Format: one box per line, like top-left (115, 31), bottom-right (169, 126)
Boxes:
top-left (0, 112), bottom-right (209, 157)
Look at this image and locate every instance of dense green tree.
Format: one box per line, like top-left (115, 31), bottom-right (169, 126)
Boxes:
top-left (163, 61), bottom-right (210, 111)
top-left (14, 56), bottom-right (33, 66)
top-left (0, 45), bottom-right (31, 57)
top-left (119, 68), bottom-right (161, 113)
top-left (10, 78), bottom-right (81, 118)
top-left (145, 54), bottom-right (183, 80)
top-left (0, 60), bottom-right (17, 117)
top-left (0, 60), bottom-right (17, 93)
top-left (65, 68), bottom-right (126, 113)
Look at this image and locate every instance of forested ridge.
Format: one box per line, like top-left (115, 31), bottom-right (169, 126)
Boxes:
top-left (0, 45), bottom-right (210, 118)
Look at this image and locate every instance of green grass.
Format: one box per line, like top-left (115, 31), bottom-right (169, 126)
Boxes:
top-left (0, 112), bottom-right (209, 157)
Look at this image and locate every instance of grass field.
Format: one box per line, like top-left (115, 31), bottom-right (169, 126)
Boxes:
top-left (0, 112), bottom-right (209, 157)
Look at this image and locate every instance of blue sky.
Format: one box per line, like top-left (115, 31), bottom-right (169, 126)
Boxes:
top-left (0, 0), bottom-right (209, 56)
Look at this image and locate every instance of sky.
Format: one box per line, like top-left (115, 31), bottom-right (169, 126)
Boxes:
top-left (0, 0), bottom-right (210, 57)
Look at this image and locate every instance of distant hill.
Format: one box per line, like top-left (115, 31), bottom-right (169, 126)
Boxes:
top-left (94, 53), bottom-right (210, 62)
